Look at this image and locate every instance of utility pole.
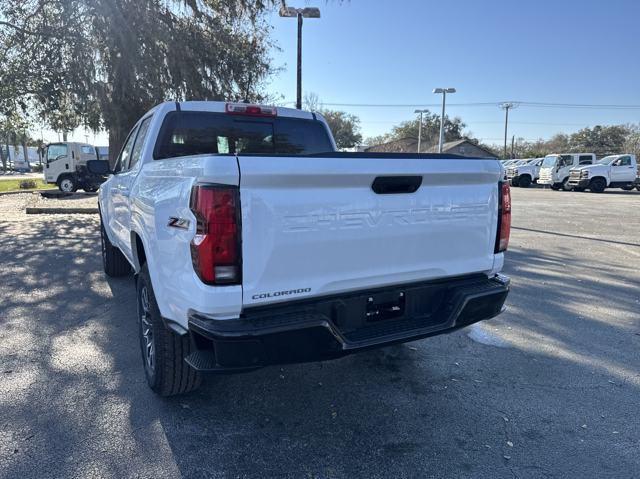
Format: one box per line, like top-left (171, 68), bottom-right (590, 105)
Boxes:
top-left (433, 88), bottom-right (456, 153)
top-left (296, 13), bottom-right (302, 110)
top-left (280, 4), bottom-right (321, 110)
top-left (414, 109), bottom-right (428, 153)
top-left (511, 135), bottom-right (515, 159)
top-left (500, 102), bottom-right (517, 159)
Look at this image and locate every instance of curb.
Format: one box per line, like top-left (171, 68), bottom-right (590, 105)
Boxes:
top-left (0, 189), bottom-right (55, 197)
top-left (25, 207), bottom-right (99, 215)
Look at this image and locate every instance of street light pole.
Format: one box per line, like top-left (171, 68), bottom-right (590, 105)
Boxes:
top-left (414, 109), bottom-right (428, 153)
top-left (433, 88), bottom-right (456, 153)
top-left (280, 4), bottom-right (321, 110)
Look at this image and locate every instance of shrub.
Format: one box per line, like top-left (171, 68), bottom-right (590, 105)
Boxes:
top-left (19, 179), bottom-right (38, 189)
top-left (31, 164), bottom-right (43, 172)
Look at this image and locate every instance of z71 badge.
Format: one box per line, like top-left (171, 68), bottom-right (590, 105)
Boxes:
top-left (167, 217), bottom-right (190, 229)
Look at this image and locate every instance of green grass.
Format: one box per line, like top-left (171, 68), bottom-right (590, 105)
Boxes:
top-left (0, 178), bottom-right (56, 193)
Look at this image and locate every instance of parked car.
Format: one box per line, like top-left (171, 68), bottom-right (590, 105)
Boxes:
top-left (538, 153), bottom-right (595, 190)
top-left (90, 101), bottom-right (511, 396)
top-left (568, 154), bottom-right (639, 192)
top-left (43, 142), bottom-right (106, 192)
top-left (506, 158), bottom-right (543, 188)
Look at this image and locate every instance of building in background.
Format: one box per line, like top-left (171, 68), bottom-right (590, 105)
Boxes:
top-left (3, 146), bottom-right (41, 172)
top-left (424, 139), bottom-right (497, 157)
top-left (365, 137), bottom-right (497, 158)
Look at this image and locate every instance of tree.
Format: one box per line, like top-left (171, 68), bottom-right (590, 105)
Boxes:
top-left (0, 0), bottom-right (278, 163)
top-left (365, 111), bottom-right (466, 148)
top-left (320, 110), bottom-right (362, 149)
top-left (568, 125), bottom-right (629, 156)
top-left (302, 93), bottom-right (362, 149)
top-left (623, 125), bottom-right (640, 158)
top-left (0, 111), bottom-right (30, 172)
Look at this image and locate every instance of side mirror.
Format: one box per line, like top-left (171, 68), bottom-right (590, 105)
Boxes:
top-left (87, 160), bottom-right (111, 175)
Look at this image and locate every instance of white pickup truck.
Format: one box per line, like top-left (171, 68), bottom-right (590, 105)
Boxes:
top-left (506, 158), bottom-right (543, 188)
top-left (89, 101), bottom-right (511, 396)
top-left (567, 154), bottom-right (639, 192)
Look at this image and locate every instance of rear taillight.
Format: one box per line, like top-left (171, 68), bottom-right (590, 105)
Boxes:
top-left (190, 184), bottom-right (241, 285)
top-left (495, 181), bottom-right (511, 253)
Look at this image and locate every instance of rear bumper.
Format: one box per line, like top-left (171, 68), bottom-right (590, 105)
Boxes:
top-left (185, 274), bottom-right (510, 372)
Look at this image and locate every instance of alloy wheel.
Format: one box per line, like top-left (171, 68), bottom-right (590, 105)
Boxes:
top-left (60, 179), bottom-right (74, 192)
top-left (139, 286), bottom-right (155, 373)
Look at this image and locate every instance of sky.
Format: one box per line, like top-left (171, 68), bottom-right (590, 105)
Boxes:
top-left (45, 0), bottom-right (640, 148)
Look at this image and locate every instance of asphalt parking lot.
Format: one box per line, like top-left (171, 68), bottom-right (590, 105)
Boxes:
top-left (0, 187), bottom-right (639, 479)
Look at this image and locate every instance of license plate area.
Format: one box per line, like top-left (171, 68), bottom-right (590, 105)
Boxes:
top-left (365, 291), bottom-right (406, 322)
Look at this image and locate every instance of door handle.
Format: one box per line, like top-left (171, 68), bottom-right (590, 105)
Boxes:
top-left (372, 176), bottom-right (422, 194)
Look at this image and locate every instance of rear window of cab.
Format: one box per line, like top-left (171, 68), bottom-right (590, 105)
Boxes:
top-left (153, 111), bottom-right (334, 159)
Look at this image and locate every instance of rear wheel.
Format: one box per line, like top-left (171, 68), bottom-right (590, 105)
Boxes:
top-left (550, 184), bottom-right (561, 191)
top-left (621, 185), bottom-right (634, 191)
top-left (510, 177), bottom-right (520, 187)
top-left (518, 175), bottom-right (531, 188)
top-left (137, 264), bottom-right (202, 396)
top-left (58, 176), bottom-right (77, 193)
top-left (561, 178), bottom-right (572, 191)
top-left (589, 177), bottom-right (606, 193)
top-left (100, 216), bottom-right (130, 277)
top-left (573, 187), bottom-right (585, 192)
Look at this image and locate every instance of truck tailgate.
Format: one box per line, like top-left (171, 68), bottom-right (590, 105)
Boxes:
top-left (238, 155), bottom-right (501, 307)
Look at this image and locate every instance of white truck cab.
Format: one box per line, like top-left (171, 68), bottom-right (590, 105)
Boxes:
top-left (568, 154), bottom-right (639, 192)
top-left (506, 158), bottom-right (544, 188)
top-left (44, 142), bottom-right (106, 192)
top-left (538, 153), bottom-right (595, 190)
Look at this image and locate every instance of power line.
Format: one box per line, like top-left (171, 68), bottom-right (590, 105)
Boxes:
top-left (279, 100), bottom-right (640, 110)
top-left (360, 120), bottom-right (604, 126)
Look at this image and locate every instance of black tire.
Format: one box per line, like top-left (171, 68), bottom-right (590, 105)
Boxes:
top-left (100, 216), bottom-right (130, 277)
top-left (58, 175), bottom-right (77, 193)
top-left (550, 184), bottom-right (561, 191)
top-left (137, 264), bottom-right (202, 396)
top-left (573, 187), bottom-right (585, 192)
top-left (589, 177), bottom-right (606, 193)
top-left (518, 175), bottom-right (531, 188)
top-left (84, 186), bottom-right (99, 192)
top-left (510, 177), bottom-right (520, 187)
top-left (621, 185), bottom-right (634, 191)
top-left (561, 178), bottom-right (572, 191)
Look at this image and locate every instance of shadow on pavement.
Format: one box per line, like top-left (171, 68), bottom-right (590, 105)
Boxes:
top-left (0, 213), bottom-right (638, 478)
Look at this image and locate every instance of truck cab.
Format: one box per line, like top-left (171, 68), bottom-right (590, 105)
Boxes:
top-left (538, 153), bottom-right (595, 190)
top-left (568, 154), bottom-right (639, 192)
top-left (44, 142), bottom-right (106, 192)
